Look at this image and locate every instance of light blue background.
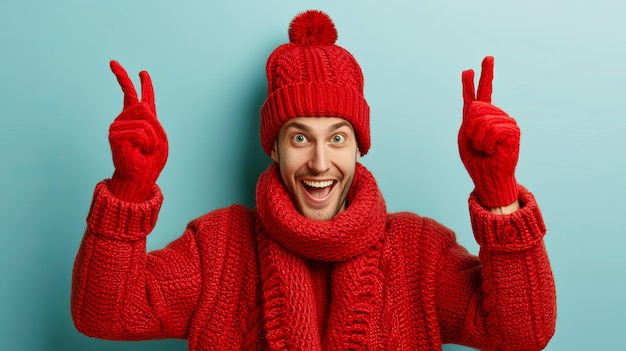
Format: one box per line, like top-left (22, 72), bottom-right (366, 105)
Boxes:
top-left (1, 1), bottom-right (624, 350)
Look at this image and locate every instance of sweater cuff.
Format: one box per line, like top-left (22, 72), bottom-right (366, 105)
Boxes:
top-left (86, 179), bottom-right (163, 241)
top-left (469, 185), bottom-right (546, 252)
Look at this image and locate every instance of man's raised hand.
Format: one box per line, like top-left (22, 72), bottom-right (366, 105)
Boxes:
top-left (108, 60), bottom-right (168, 202)
top-left (458, 56), bottom-right (520, 208)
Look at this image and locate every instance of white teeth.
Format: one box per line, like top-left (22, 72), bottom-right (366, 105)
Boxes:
top-left (303, 180), bottom-right (334, 188)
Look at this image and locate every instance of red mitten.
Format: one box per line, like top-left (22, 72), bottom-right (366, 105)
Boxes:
top-left (108, 60), bottom-right (168, 202)
top-left (458, 56), bottom-right (519, 208)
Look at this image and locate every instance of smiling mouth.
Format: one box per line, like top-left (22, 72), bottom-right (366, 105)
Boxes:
top-left (302, 179), bottom-right (335, 199)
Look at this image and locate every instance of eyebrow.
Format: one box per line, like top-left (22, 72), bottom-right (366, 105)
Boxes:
top-left (285, 120), bottom-right (353, 133)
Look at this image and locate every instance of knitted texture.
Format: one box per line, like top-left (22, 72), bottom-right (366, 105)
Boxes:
top-left (72, 164), bottom-right (556, 350)
top-left (459, 56), bottom-right (519, 207)
top-left (108, 61), bottom-right (168, 202)
top-left (255, 162), bottom-right (386, 349)
top-left (260, 10), bottom-right (370, 156)
top-left (87, 180), bottom-right (162, 241)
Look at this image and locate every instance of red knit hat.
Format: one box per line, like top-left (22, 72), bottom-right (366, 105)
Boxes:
top-left (260, 10), bottom-right (371, 156)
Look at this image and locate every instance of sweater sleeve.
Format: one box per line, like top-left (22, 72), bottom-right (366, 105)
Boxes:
top-left (71, 180), bottom-right (202, 340)
top-left (436, 186), bottom-right (556, 351)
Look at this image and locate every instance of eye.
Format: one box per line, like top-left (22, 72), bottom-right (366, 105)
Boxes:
top-left (331, 134), bottom-right (346, 144)
top-left (292, 134), bottom-right (308, 143)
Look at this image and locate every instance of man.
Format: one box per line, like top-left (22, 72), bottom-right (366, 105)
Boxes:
top-left (72, 10), bottom-right (556, 351)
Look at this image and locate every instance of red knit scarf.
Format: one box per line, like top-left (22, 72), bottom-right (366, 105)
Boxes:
top-left (255, 162), bottom-right (388, 351)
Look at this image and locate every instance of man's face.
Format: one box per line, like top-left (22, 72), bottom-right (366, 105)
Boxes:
top-left (271, 117), bottom-right (361, 221)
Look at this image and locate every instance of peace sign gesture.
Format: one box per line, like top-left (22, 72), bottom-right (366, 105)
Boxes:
top-left (458, 56), bottom-right (520, 208)
top-left (108, 61), bottom-right (168, 202)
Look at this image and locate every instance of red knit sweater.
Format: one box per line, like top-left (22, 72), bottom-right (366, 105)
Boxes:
top-left (71, 164), bottom-right (556, 350)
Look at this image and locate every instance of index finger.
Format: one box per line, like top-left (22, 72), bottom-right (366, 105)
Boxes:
top-left (110, 60), bottom-right (138, 108)
top-left (476, 56), bottom-right (494, 103)
top-left (462, 69), bottom-right (476, 117)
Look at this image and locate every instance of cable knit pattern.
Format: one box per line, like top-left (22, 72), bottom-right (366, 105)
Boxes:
top-left (256, 163), bottom-right (386, 261)
top-left (260, 10), bottom-right (371, 156)
top-left (72, 164), bottom-right (556, 350)
top-left (255, 163), bottom-right (386, 350)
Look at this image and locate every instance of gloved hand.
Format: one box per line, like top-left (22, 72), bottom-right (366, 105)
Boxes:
top-left (458, 56), bottom-right (519, 208)
top-left (108, 60), bottom-right (168, 202)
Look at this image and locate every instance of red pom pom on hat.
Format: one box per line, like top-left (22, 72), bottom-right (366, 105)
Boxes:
top-left (288, 10), bottom-right (338, 45)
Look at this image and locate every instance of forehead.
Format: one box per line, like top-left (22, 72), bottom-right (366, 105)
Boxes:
top-left (279, 117), bottom-right (355, 134)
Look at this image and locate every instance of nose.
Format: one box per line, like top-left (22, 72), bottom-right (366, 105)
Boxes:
top-left (308, 143), bottom-right (331, 174)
